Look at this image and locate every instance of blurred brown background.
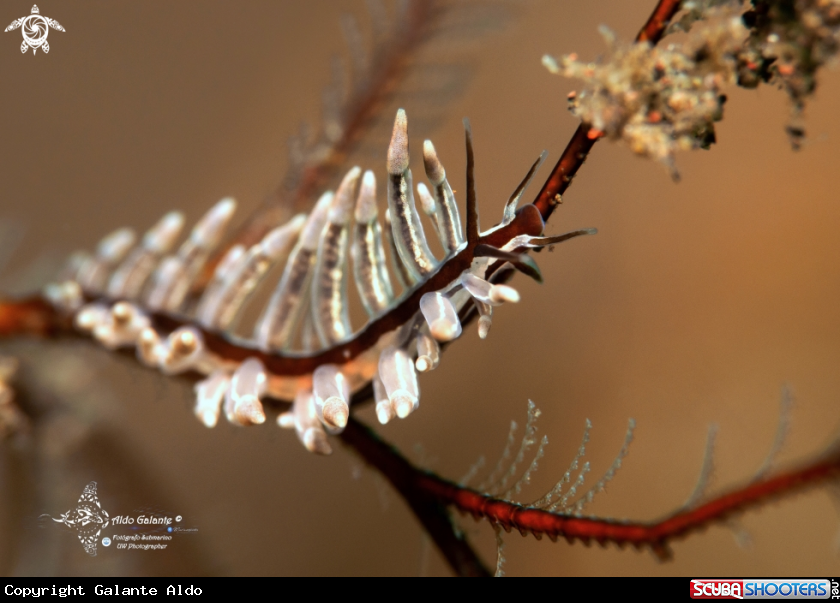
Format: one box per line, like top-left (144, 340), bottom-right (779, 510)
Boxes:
top-left (1, 0), bottom-right (839, 576)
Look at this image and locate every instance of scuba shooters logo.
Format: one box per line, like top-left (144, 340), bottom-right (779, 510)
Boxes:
top-left (690, 579), bottom-right (832, 599)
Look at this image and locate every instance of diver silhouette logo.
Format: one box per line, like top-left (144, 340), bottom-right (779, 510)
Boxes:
top-left (5, 5), bottom-right (65, 55)
top-left (40, 482), bottom-right (110, 556)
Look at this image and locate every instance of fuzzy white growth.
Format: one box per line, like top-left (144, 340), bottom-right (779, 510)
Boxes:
top-left (312, 364), bottom-right (350, 430)
top-left (290, 390), bottom-right (332, 455)
top-left (136, 327), bottom-right (164, 367)
top-left (225, 357), bottom-right (267, 426)
top-left (92, 302), bottom-right (151, 350)
top-left (194, 370), bottom-right (230, 428)
top-left (387, 109), bottom-right (410, 175)
top-left (378, 345), bottom-right (419, 419)
top-left (414, 332), bottom-right (440, 372)
top-left (191, 198), bottom-right (237, 248)
top-left (159, 327), bottom-right (204, 375)
top-left (373, 373), bottom-right (394, 425)
top-left (422, 140), bottom-right (446, 185)
top-left (568, 418), bottom-right (635, 514)
top-left (142, 211), bottom-right (185, 254)
top-left (419, 292), bottom-right (461, 341)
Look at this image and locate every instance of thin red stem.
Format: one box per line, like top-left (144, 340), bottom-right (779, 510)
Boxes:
top-left (416, 450), bottom-right (840, 559)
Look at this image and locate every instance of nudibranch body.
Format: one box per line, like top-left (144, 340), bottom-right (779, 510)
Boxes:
top-left (43, 110), bottom-right (594, 455)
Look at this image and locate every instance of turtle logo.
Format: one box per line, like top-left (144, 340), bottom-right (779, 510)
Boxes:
top-left (5, 5), bottom-right (65, 55)
top-left (40, 482), bottom-right (110, 556)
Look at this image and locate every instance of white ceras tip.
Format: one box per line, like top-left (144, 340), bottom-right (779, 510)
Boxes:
top-left (192, 197), bottom-right (237, 247)
top-left (227, 357), bottom-right (267, 426)
top-left (416, 182), bottom-right (436, 216)
top-left (97, 228), bottom-right (136, 262)
top-left (489, 284), bottom-right (520, 304)
top-left (300, 191), bottom-right (335, 251)
top-left (355, 170), bottom-right (378, 223)
top-left (137, 327), bottom-right (164, 366)
top-left (419, 292), bottom-right (462, 342)
top-left (422, 140), bottom-right (446, 185)
top-left (378, 346), bottom-right (419, 420)
top-left (194, 370), bottom-right (230, 428)
top-left (373, 375), bottom-right (394, 425)
top-left (478, 315), bottom-right (492, 339)
top-left (261, 214), bottom-right (306, 259)
top-left (329, 167), bottom-right (362, 225)
top-left (312, 364), bottom-right (350, 431)
top-left (143, 211), bottom-right (185, 254)
top-left (74, 303), bottom-right (109, 332)
top-left (387, 109), bottom-right (410, 175)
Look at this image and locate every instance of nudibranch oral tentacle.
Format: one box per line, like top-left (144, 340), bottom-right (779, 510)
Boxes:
top-left (45, 109), bottom-right (596, 455)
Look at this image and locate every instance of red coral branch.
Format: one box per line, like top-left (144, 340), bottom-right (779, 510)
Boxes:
top-left (415, 449), bottom-right (840, 560)
top-left (0, 296), bottom-right (67, 339)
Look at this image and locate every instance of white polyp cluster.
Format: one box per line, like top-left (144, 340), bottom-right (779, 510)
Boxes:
top-left (94, 302), bottom-right (151, 350)
top-left (312, 364), bottom-right (350, 430)
top-left (378, 345), bottom-right (419, 421)
top-left (419, 292), bottom-right (462, 341)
